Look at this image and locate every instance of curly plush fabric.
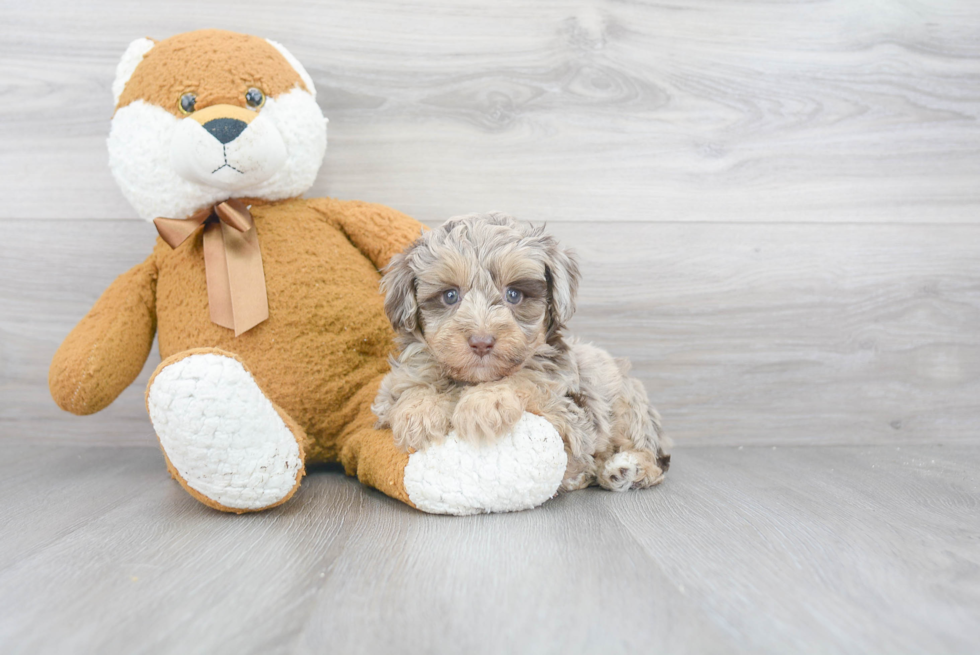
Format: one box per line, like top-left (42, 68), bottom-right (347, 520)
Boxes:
top-left (52, 197), bottom-right (422, 463)
top-left (115, 31), bottom-right (312, 117)
top-left (403, 413), bottom-right (567, 515)
top-left (48, 259), bottom-right (157, 415)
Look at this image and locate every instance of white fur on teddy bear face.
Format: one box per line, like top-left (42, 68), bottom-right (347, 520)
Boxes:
top-left (403, 412), bottom-right (567, 515)
top-left (169, 110), bottom-right (289, 190)
top-left (265, 39), bottom-right (317, 100)
top-left (112, 37), bottom-right (156, 107)
top-left (108, 39), bottom-right (327, 221)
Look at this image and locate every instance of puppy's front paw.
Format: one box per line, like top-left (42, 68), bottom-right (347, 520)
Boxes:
top-left (452, 384), bottom-right (525, 443)
top-left (389, 392), bottom-right (452, 452)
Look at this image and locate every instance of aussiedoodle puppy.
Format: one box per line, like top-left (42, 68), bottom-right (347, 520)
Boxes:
top-left (372, 212), bottom-right (671, 492)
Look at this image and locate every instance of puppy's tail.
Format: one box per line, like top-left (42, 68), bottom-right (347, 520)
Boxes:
top-left (645, 400), bottom-right (672, 472)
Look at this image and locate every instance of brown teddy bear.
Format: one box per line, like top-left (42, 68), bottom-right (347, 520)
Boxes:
top-left (49, 29), bottom-right (567, 515)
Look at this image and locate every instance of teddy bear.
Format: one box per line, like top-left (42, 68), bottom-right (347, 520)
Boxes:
top-left (47, 29), bottom-right (567, 515)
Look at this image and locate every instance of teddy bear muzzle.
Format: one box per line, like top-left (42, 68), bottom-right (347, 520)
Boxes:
top-left (170, 103), bottom-right (288, 191)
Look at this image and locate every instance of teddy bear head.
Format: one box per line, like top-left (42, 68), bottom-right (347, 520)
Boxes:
top-left (108, 29), bottom-right (327, 221)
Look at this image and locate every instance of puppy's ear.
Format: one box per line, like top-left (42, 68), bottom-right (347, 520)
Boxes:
top-left (380, 246), bottom-right (420, 334)
top-left (543, 237), bottom-right (580, 335)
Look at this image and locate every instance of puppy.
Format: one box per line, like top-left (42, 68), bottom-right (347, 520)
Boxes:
top-left (372, 212), bottom-right (671, 492)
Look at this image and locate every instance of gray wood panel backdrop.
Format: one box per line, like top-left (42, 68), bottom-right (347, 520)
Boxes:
top-left (2, 0), bottom-right (979, 447)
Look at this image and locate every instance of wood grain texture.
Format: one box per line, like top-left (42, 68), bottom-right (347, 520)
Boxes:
top-left (1, 0), bottom-right (979, 222)
top-left (4, 4), bottom-right (979, 653)
top-left (0, 442), bottom-right (976, 654)
top-left (5, 219), bottom-right (978, 447)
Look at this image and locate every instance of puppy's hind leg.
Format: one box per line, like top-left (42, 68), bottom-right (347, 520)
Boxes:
top-left (598, 449), bottom-right (665, 491)
top-left (597, 377), bottom-right (671, 492)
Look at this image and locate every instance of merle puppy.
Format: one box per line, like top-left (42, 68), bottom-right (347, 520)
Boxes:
top-left (372, 212), bottom-right (670, 492)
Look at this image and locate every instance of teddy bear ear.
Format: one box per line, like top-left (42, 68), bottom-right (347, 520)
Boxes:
top-left (112, 37), bottom-right (156, 107)
top-left (265, 39), bottom-right (317, 99)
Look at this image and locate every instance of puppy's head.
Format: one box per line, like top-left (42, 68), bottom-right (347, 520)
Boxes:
top-left (108, 30), bottom-right (327, 220)
top-left (382, 212), bottom-right (579, 383)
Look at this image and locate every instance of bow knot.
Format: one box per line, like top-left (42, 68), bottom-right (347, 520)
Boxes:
top-left (154, 199), bottom-right (269, 336)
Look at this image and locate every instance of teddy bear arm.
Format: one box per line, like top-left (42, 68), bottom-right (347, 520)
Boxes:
top-left (306, 198), bottom-right (426, 270)
top-left (49, 257), bottom-right (158, 415)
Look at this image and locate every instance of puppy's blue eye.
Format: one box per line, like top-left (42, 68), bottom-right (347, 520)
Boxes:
top-left (505, 288), bottom-right (523, 304)
top-left (443, 289), bottom-right (459, 305)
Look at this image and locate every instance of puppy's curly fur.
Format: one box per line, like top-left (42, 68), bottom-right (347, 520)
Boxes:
top-left (372, 212), bottom-right (671, 492)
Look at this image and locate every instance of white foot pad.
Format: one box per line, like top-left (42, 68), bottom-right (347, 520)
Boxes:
top-left (147, 353), bottom-right (302, 511)
top-left (403, 413), bottom-right (567, 516)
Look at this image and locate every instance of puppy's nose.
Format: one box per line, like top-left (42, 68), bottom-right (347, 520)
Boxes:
top-left (468, 335), bottom-right (496, 357)
top-left (203, 118), bottom-right (248, 144)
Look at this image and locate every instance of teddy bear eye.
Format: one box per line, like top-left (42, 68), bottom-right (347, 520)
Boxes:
top-left (442, 289), bottom-right (459, 306)
top-left (179, 93), bottom-right (196, 114)
top-left (505, 288), bottom-right (523, 304)
top-left (245, 87), bottom-right (265, 109)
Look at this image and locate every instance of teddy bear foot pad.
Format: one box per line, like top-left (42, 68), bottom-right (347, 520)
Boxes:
top-left (147, 352), bottom-right (304, 512)
top-left (403, 413), bottom-right (568, 516)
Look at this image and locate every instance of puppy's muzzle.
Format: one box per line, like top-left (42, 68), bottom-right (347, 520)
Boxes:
top-left (468, 334), bottom-right (496, 358)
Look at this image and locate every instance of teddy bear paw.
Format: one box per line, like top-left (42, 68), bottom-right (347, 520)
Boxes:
top-left (146, 352), bottom-right (304, 512)
top-left (402, 412), bottom-right (567, 515)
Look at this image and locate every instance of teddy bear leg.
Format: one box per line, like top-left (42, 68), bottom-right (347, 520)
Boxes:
top-left (145, 348), bottom-right (307, 514)
top-left (338, 377), bottom-right (568, 515)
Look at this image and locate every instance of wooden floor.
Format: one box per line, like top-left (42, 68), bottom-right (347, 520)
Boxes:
top-left (0, 441), bottom-right (976, 654)
top-left (3, 0), bottom-right (980, 652)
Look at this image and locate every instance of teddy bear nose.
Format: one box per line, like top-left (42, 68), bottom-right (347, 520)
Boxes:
top-left (468, 335), bottom-right (496, 357)
top-left (203, 118), bottom-right (249, 144)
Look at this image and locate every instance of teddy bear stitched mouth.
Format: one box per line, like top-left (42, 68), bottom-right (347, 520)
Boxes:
top-left (211, 144), bottom-right (245, 175)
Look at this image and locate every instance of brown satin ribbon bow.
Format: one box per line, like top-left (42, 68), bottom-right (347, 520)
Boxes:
top-left (153, 199), bottom-right (269, 336)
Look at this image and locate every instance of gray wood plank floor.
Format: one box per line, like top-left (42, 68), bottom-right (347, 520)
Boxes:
top-left (0, 442), bottom-right (976, 654)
